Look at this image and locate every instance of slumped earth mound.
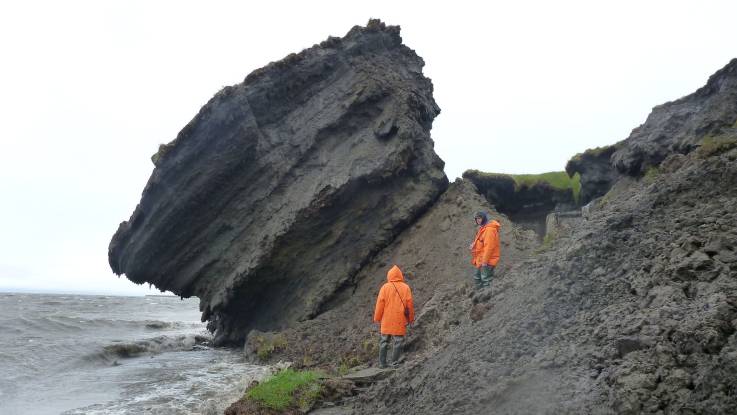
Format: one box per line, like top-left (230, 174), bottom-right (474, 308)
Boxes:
top-left (357, 59), bottom-right (737, 414)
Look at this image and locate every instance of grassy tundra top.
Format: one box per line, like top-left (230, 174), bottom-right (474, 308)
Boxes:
top-left (465, 170), bottom-right (581, 203)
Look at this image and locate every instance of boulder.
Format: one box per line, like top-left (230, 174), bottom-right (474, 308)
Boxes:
top-left (108, 20), bottom-right (447, 345)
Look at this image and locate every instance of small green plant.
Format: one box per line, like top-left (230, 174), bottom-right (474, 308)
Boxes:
top-left (643, 166), bottom-right (660, 183)
top-left (536, 231), bottom-right (558, 253)
top-left (254, 334), bottom-right (288, 360)
top-left (337, 355), bottom-right (362, 375)
top-left (337, 362), bottom-right (350, 376)
top-left (150, 143), bottom-right (173, 166)
top-left (246, 369), bottom-right (323, 411)
top-left (361, 338), bottom-right (378, 354)
top-left (696, 135), bottom-right (737, 158)
top-left (301, 353), bottom-right (315, 368)
top-left (571, 145), bottom-right (614, 160)
top-left (597, 191), bottom-right (611, 208)
top-left (542, 232), bottom-right (556, 248)
top-left (296, 380), bottom-right (323, 412)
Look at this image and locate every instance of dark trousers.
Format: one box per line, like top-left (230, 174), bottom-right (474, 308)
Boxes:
top-left (379, 334), bottom-right (404, 367)
top-left (473, 265), bottom-right (495, 288)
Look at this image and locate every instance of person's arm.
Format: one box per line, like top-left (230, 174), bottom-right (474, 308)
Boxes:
top-left (373, 286), bottom-right (386, 323)
top-left (481, 227), bottom-right (498, 265)
top-left (407, 289), bottom-right (415, 324)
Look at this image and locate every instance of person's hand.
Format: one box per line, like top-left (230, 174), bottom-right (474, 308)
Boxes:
top-left (468, 242), bottom-right (474, 250)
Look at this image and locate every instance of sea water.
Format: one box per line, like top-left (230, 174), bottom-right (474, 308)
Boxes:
top-left (0, 293), bottom-right (269, 415)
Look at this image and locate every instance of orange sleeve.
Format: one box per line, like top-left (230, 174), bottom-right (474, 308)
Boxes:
top-left (373, 285), bottom-right (386, 322)
top-left (481, 227), bottom-right (498, 264)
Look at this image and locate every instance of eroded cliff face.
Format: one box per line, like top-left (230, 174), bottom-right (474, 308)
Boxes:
top-left (611, 58), bottom-right (737, 176)
top-left (461, 170), bottom-right (578, 237)
top-left (568, 59), bottom-right (737, 203)
top-left (108, 20), bottom-right (447, 345)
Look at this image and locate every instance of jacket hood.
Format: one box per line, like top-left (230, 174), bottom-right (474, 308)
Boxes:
top-left (387, 265), bottom-right (404, 282)
top-left (484, 220), bottom-right (501, 230)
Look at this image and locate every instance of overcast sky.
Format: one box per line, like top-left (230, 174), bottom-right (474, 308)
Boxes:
top-left (1, 1), bottom-right (735, 295)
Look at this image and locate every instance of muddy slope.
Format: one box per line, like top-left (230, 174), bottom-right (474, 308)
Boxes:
top-left (108, 20), bottom-right (447, 345)
top-left (358, 150), bottom-right (737, 414)
top-left (354, 60), bottom-right (737, 414)
top-left (245, 179), bottom-right (538, 370)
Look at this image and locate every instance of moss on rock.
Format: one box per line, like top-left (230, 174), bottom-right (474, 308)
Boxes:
top-left (696, 134), bottom-right (737, 158)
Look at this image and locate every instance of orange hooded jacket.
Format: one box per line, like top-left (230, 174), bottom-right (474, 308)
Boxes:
top-left (471, 220), bottom-right (501, 267)
top-left (373, 265), bottom-right (415, 336)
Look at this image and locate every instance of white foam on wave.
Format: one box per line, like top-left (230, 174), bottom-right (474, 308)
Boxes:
top-left (87, 333), bottom-right (212, 365)
top-left (0, 293), bottom-right (219, 414)
top-left (63, 349), bottom-right (270, 415)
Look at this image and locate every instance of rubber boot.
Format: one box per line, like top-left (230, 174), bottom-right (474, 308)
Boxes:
top-left (481, 265), bottom-right (494, 288)
top-left (378, 335), bottom-right (389, 368)
top-left (389, 336), bottom-right (404, 366)
top-left (473, 268), bottom-right (483, 290)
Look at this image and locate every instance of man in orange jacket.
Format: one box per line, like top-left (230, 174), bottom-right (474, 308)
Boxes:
top-left (373, 265), bottom-right (415, 368)
top-left (470, 211), bottom-right (501, 289)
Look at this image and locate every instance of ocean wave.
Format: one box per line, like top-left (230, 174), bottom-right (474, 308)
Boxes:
top-left (41, 300), bottom-right (63, 306)
top-left (143, 320), bottom-right (195, 330)
top-left (87, 334), bottom-right (212, 364)
top-left (9, 315), bottom-right (201, 334)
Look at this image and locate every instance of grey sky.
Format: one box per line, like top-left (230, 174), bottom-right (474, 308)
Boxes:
top-left (1, 1), bottom-right (735, 295)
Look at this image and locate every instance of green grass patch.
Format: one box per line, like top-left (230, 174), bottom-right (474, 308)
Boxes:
top-left (150, 143), bottom-right (173, 166)
top-left (509, 171), bottom-right (581, 203)
top-left (567, 144), bottom-right (616, 166)
top-left (643, 166), bottom-right (660, 183)
top-left (337, 355), bottom-right (362, 376)
top-left (464, 170), bottom-right (515, 181)
top-left (253, 333), bottom-right (288, 361)
top-left (535, 230), bottom-right (558, 253)
top-left (569, 145), bottom-right (613, 162)
top-left (696, 135), bottom-right (737, 158)
top-left (246, 369), bottom-right (323, 411)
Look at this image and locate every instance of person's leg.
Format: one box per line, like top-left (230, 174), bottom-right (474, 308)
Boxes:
top-left (390, 335), bottom-right (404, 366)
top-left (379, 334), bottom-right (390, 368)
top-left (481, 265), bottom-right (495, 287)
top-left (473, 267), bottom-right (483, 289)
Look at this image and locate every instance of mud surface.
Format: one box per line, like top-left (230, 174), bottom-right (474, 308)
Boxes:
top-left (356, 148), bottom-right (737, 414)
